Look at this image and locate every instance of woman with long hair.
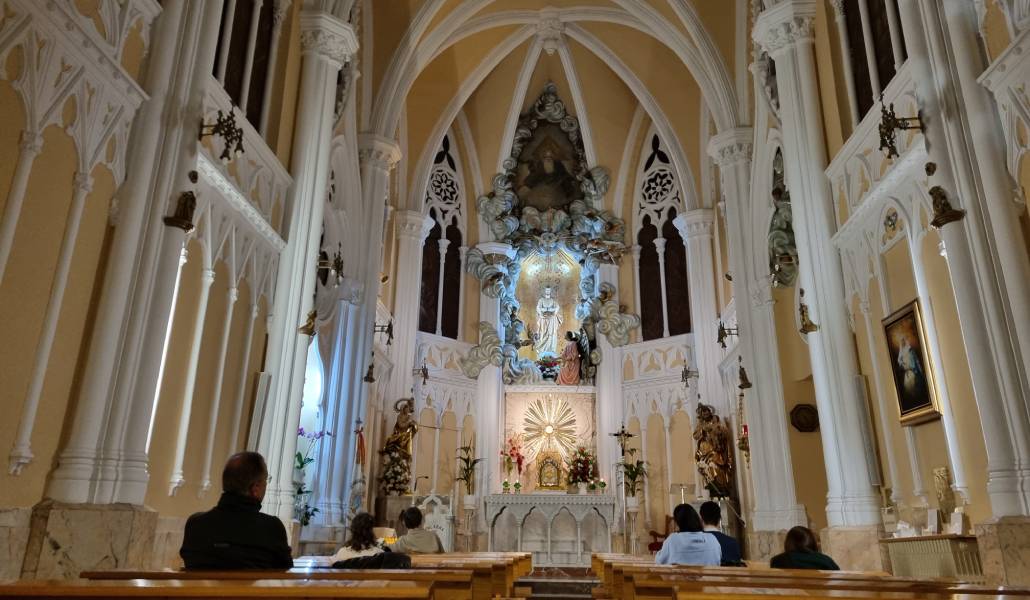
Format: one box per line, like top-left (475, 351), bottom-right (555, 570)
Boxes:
top-left (331, 512), bottom-right (386, 562)
top-left (654, 504), bottom-right (722, 566)
top-left (769, 526), bottom-right (840, 570)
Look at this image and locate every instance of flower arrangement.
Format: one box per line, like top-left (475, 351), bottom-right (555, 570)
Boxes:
top-left (567, 446), bottom-right (597, 485)
top-left (622, 449), bottom-right (648, 497)
top-left (537, 356), bottom-right (561, 380)
top-left (294, 427), bottom-right (332, 525)
top-left (455, 444), bottom-right (484, 496)
top-left (500, 434), bottom-right (525, 480)
top-left (380, 449), bottom-right (411, 496)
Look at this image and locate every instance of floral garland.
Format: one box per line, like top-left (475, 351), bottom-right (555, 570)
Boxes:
top-left (380, 448), bottom-right (411, 496)
top-left (567, 446), bottom-right (597, 484)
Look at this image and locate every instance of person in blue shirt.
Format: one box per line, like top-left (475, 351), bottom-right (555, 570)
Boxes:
top-left (655, 503), bottom-right (721, 566)
top-left (699, 501), bottom-right (744, 566)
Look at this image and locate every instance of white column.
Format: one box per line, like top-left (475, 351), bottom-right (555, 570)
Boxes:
top-left (215, 0), bottom-right (238, 85)
top-left (253, 10), bottom-right (356, 522)
top-left (906, 231), bottom-right (968, 502)
top-left (457, 245), bottom-right (468, 341)
top-left (435, 238), bottom-right (450, 336)
top-left (904, 427), bottom-right (929, 506)
top-left (46, 0), bottom-right (223, 504)
top-left (639, 425), bottom-right (653, 530)
top-left (663, 420), bottom-right (675, 514)
top-left (387, 211), bottom-right (434, 407)
top-left (882, 0), bottom-right (905, 69)
top-left (709, 127), bottom-right (806, 531)
top-left (595, 263), bottom-right (624, 485)
top-left (828, 0), bottom-right (860, 127)
top-left (754, 0), bottom-right (881, 527)
top-left (8, 173), bottom-right (92, 474)
top-left (238, 0), bottom-right (265, 115)
top-left (259, 2), bottom-right (289, 137)
top-left (856, 0), bottom-right (882, 99)
top-left (199, 285), bottom-right (240, 495)
top-left (674, 210), bottom-right (720, 405)
top-left (630, 245), bottom-right (642, 334)
top-left (431, 411), bottom-right (442, 493)
top-left (473, 242), bottom-right (514, 500)
top-left (228, 301), bottom-right (261, 452)
top-left (898, 0), bottom-right (1030, 517)
top-left (653, 237), bottom-right (671, 338)
top-left (0, 131), bottom-right (42, 287)
top-left (169, 267), bottom-right (216, 495)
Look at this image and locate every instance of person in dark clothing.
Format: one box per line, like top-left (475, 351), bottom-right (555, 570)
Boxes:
top-left (769, 526), bottom-right (840, 570)
top-left (180, 451), bottom-right (293, 569)
top-left (699, 501), bottom-right (744, 566)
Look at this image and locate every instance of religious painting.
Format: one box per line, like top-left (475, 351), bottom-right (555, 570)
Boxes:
top-left (514, 250), bottom-right (581, 362)
top-left (882, 299), bottom-right (941, 426)
top-left (514, 123), bottom-right (584, 212)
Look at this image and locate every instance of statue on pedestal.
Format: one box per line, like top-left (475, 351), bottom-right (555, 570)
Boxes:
top-left (534, 286), bottom-right (562, 357)
top-left (693, 403), bottom-right (734, 498)
top-left (380, 398), bottom-right (418, 495)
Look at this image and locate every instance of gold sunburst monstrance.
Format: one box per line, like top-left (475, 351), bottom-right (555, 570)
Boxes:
top-left (523, 395), bottom-right (578, 461)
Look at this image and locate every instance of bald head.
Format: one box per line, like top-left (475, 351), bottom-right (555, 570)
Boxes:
top-left (223, 452), bottom-right (268, 501)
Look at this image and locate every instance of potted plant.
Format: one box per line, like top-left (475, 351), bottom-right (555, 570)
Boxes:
top-left (567, 447), bottom-right (597, 494)
top-left (622, 450), bottom-right (647, 510)
top-left (502, 479), bottom-right (511, 494)
top-left (455, 444), bottom-right (483, 510)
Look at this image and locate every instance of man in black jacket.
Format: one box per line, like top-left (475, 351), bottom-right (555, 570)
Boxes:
top-left (699, 501), bottom-right (744, 566)
top-left (180, 451), bottom-right (293, 569)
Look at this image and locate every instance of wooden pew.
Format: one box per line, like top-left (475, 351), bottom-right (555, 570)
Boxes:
top-left (0, 578), bottom-right (431, 599)
top-left (407, 555), bottom-right (515, 599)
top-left (81, 569), bottom-right (473, 600)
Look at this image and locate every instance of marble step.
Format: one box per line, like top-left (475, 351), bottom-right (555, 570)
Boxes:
top-left (517, 576), bottom-right (598, 599)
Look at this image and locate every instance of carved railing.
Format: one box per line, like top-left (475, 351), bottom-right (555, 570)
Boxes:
top-left (201, 78), bottom-right (292, 236)
top-left (415, 332), bottom-right (476, 422)
top-left (826, 62), bottom-right (923, 230)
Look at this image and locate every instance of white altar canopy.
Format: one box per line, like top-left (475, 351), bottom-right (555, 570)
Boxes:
top-left (485, 493), bottom-right (614, 566)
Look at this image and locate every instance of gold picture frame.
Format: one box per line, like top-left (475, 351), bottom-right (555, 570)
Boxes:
top-left (536, 451), bottom-right (565, 491)
top-left (882, 299), bottom-right (942, 426)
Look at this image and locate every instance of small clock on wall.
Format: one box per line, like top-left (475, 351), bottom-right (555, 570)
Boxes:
top-left (790, 404), bottom-right (819, 433)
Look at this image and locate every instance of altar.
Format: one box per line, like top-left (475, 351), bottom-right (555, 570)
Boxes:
top-left (485, 493), bottom-right (614, 566)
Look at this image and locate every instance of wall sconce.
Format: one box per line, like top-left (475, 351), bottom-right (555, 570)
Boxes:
top-left (680, 363), bottom-right (698, 389)
top-left (878, 97), bottom-right (922, 159)
top-left (363, 352), bottom-right (376, 383)
top-left (317, 243), bottom-right (344, 288)
top-left (798, 288), bottom-right (820, 334)
top-left (374, 319), bottom-right (394, 346)
top-left (199, 109), bottom-right (245, 163)
top-left (717, 321), bottom-right (738, 349)
top-left (414, 360), bottom-right (429, 386)
top-left (164, 171), bottom-right (199, 233)
top-left (297, 310), bottom-right (316, 336)
top-left (737, 355), bottom-right (752, 390)
top-left (770, 253), bottom-right (797, 288)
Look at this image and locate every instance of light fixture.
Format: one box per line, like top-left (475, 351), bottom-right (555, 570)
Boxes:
top-left (374, 320), bottom-right (394, 346)
top-left (363, 352), bottom-right (376, 383)
top-left (798, 288), bottom-right (820, 335)
top-left (737, 356), bottom-right (751, 465)
top-left (199, 109), bottom-right (245, 163)
top-left (680, 362), bottom-right (698, 389)
top-left (737, 356), bottom-right (752, 390)
top-left (317, 242), bottom-right (344, 288)
top-left (717, 321), bottom-right (738, 349)
top-left (878, 96), bottom-right (922, 159)
top-left (413, 360), bottom-right (429, 386)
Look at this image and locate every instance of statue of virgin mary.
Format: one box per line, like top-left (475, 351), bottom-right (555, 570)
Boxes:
top-left (533, 286), bottom-right (562, 357)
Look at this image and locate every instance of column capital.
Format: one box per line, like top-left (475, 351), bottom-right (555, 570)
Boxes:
top-left (358, 133), bottom-right (402, 171)
top-left (707, 127), bottom-right (754, 167)
top-left (673, 209), bottom-right (715, 240)
top-left (395, 210), bottom-right (434, 241)
top-left (299, 11), bottom-right (357, 67)
top-left (753, 0), bottom-right (816, 57)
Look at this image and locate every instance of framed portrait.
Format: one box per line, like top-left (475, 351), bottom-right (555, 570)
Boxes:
top-left (882, 299), bottom-right (942, 426)
top-left (514, 122), bottom-right (583, 212)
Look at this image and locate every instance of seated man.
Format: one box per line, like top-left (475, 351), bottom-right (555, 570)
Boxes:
top-left (699, 501), bottom-right (743, 566)
top-left (180, 451), bottom-right (293, 569)
top-left (655, 504), bottom-right (721, 566)
top-left (388, 507), bottom-right (443, 554)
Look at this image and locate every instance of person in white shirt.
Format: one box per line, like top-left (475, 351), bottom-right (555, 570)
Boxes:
top-left (331, 512), bottom-right (387, 562)
top-left (655, 504), bottom-right (722, 566)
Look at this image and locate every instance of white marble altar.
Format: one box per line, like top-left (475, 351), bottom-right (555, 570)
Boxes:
top-left (485, 493), bottom-right (614, 566)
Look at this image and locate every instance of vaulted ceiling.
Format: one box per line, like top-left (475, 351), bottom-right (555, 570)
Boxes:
top-left (358, 0), bottom-right (749, 216)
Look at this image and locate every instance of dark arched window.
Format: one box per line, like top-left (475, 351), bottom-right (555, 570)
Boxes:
top-left (418, 135), bottom-right (465, 339)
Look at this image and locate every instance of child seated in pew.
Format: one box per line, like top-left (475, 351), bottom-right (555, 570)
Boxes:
top-left (389, 507), bottom-right (443, 554)
top-left (331, 512), bottom-right (410, 568)
top-left (655, 504), bottom-right (721, 567)
top-left (769, 526), bottom-right (840, 571)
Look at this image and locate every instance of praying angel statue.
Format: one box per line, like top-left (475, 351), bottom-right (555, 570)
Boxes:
top-left (534, 285), bottom-right (562, 357)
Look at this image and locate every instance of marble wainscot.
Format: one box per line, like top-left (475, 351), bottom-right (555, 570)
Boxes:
top-left (20, 501), bottom-right (157, 579)
top-left (0, 507), bottom-right (31, 579)
top-left (486, 493), bottom-right (614, 567)
top-left (821, 526), bottom-right (889, 572)
top-left (976, 516), bottom-right (1030, 586)
top-left (149, 516), bottom-right (187, 569)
